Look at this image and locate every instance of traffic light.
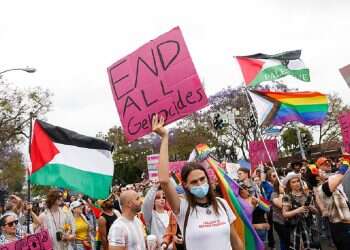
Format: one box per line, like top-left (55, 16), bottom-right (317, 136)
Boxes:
top-left (213, 113), bottom-right (224, 130)
top-left (249, 114), bottom-right (257, 128)
top-left (301, 133), bottom-right (309, 146)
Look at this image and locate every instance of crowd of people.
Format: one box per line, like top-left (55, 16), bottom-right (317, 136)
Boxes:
top-left (1, 115), bottom-right (350, 250)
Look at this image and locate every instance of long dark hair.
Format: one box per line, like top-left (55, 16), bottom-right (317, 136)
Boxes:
top-left (181, 162), bottom-right (219, 215)
top-left (46, 189), bottom-right (62, 209)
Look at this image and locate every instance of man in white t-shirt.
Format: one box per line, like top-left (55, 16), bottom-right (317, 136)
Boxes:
top-left (108, 190), bottom-right (146, 250)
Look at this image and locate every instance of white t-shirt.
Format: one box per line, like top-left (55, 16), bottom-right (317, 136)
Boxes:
top-left (108, 216), bottom-right (146, 250)
top-left (155, 211), bottom-right (170, 228)
top-left (176, 198), bottom-right (236, 250)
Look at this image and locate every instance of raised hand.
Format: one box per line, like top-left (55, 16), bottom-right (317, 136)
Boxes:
top-left (152, 114), bottom-right (168, 138)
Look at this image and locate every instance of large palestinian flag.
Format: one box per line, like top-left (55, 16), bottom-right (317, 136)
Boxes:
top-left (30, 120), bottom-right (114, 199)
top-left (236, 50), bottom-right (310, 87)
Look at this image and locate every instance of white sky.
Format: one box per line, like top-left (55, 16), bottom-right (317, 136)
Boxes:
top-left (1, 0), bottom-right (350, 138)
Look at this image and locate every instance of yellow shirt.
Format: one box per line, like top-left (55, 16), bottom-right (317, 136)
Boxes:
top-left (75, 216), bottom-right (89, 241)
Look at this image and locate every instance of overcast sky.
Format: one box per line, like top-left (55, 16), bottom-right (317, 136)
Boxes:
top-left (1, 0), bottom-right (350, 139)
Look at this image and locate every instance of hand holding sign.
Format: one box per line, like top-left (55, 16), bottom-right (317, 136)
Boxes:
top-left (107, 27), bottom-right (208, 142)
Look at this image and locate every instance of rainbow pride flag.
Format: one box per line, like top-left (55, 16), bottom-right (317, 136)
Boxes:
top-left (251, 91), bottom-right (328, 126)
top-left (194, 144), bottom-right (264, 250)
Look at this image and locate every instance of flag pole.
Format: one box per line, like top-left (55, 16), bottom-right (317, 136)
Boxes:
top-left (242, 85), bottom-right (282, 184)
top-left (27, 112), bottom-right (34, 233)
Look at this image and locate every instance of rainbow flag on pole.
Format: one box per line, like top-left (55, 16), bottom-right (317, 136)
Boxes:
top-left (194, 144), bottom-right (264, 250)
top-left (249, 90), bottom-right (328, 126)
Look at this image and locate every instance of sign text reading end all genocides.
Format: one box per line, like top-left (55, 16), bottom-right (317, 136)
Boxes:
top-left (107, 27), bottom-right (208, 142)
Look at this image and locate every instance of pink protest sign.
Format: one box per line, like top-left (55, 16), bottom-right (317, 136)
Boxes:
top-left (338, 112), bottom-right (350, 153)
top-left (2, 230), bottom-right (53, 250)
top-left (249, 139), bottom-right (278, 170)
top-left (107, 27), bottom-right (208, 142)
top-left (169, 161), bottom-right (186, 173)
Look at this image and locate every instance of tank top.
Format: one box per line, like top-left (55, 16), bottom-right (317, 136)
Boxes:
top-left (101, 212), bottom-right (118, 235)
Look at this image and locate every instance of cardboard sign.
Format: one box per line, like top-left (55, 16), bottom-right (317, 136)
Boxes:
top-left (2, 230), bottom-right (53, 250)
top-left (249, 139), bottom-right (278, 169)
top-left (108, 27), bottom-right (208, 142)
top-left (339, 112), bottom-right (350, 153)
top-left (147, 154), bottom-right (160, 181)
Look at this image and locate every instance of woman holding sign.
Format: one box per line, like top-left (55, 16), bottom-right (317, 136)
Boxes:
top-left (152, 115), bottom-right (243, 250)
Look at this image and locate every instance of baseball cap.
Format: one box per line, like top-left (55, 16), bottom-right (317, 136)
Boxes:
top-left (70, 200), bottom-right (83, 210)
top-left (316, 157), bottom-right (329, 167)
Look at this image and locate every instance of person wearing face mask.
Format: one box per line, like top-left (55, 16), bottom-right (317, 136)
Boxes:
top-left (108, 190), bottom-right (146, 250)
top-left (152, 115), bottom-right (243, 250)
top-left (96, 195), bottom-right (121, 250)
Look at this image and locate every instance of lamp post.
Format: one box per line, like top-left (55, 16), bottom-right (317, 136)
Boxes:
top-left (0, 66), bottom-right (36, 233)
top-left (0, 67), bottom-right (36, 77)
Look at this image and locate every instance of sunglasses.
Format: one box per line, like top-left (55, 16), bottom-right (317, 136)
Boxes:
top-left (5, 220), bottom-right (18, 227)
top-left (155, 195), bottom-right (166, 200)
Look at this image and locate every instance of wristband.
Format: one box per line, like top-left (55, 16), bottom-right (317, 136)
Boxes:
top-left (338, 164), bottom-right (349, 175)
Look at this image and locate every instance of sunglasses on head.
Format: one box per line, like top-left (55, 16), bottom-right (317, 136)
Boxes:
top-left (5, 220), bottom-right (18, 227)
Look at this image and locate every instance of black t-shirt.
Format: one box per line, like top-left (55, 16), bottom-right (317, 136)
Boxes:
top-left (102, 212), bottom-right (118, 236)
top-left (252, 207), bottom-right (267, 224)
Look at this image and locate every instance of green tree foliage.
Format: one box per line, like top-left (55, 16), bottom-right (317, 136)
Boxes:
top-left (318, 93), bottom-right (350, 143)
top-left (0, 80), bottom-right (52, 193)
top-left (0, 81), bottom-right (52, 152)
top-left (0, 150), bottom-right (25, 193)
top-left (281, 127), bottom-right (313, 156)
top-left (100, 127), bottom-right (154, 185)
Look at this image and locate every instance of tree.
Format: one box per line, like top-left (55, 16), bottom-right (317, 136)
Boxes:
top-left (101, 127), bottom-right (155, 184)
top-left (0, 81), bottom-right (52, 163)
top-left (0, 150), bottom-right (25, 193)
top-left (318, 93), bottom-right (350, 143)
top-left (281, 127), bottom-right (313, 156)
top-left (0, 80), bottom-right (52, 193)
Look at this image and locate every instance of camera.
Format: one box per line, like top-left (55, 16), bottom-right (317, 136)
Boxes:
top-left (56, 231), bottom-right (63, 241)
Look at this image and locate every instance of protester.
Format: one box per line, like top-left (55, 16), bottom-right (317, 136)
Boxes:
top-left (251, 176), bottom-right (270, 244)
top-left (83, 200), bottom-right (97, 250)
top-left (70, 201), bottom-right (91, 250)
top-left (238, 182), bottom-right (256, 220)
top-left (315, 155), bottom-right (350, 250)
top-left (108, 190), bottom-right (146, 250)
top-left (0, 214), bottom-right (21, 244)
top-left (282, 172), bottom-right (318, 250)
top-left (112, 187), bottom-right (122, 214)
top-left (152, 115), bottom-right (243, 250)
top-left (271, 180), bottom-right (289, 250)
top-left (38, 189), bottom-right (75, 250)
top-left (96, 194), bottom-right (120, 250)
top-left (261, 169), bottom-right (276, 249)
top-left (142, 183), bottom-right (176, 248)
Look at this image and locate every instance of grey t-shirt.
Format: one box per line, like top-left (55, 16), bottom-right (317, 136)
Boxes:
top-left (271, 192), bottom-right (285, 224)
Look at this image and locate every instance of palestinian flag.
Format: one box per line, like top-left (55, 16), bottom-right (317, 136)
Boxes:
top-left (236, 50), bottom-right (310, 87)
top-left (30, 120), bottom-right (114, 199)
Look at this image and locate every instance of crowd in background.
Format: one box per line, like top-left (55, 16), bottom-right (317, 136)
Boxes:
top-left (1, 117), bottom-right (350, 250)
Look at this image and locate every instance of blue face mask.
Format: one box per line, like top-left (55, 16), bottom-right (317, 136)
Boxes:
top-left (190, 183), bottom-right (209, 198)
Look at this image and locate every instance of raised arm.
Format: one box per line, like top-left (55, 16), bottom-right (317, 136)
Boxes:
top-left (141, 184), bottom-right (158, 229)
top-left (152, 115), bottom-right (180, 215)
